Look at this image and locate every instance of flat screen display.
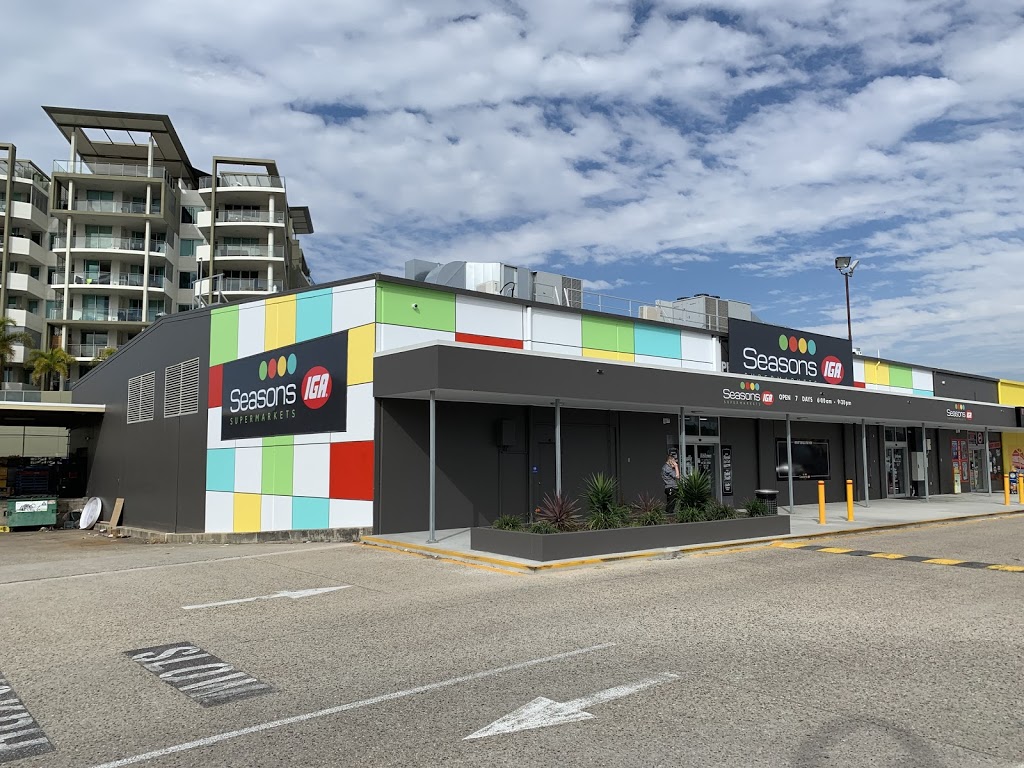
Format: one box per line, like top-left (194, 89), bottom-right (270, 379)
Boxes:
top-left (776, 439), bottom-right (831, 480)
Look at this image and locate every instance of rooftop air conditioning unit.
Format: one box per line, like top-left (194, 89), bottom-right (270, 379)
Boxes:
top-left (476, 280), bottom-right (501, 294)
top-left (639, 306), bottom-right (662, 322)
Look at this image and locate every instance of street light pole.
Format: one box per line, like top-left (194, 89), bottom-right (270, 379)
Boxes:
top-left (834, 257), bottom-right (860, 343)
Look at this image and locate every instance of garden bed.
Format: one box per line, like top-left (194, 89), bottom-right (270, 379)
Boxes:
top-left (470, 514), bottom-right (790, 561)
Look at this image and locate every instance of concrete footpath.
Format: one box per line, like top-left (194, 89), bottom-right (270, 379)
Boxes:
top-left (362, 494), bottom-right (1024, 573)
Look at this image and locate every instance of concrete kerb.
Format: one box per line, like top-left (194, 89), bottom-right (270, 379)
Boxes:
top-left (96, 524), bottom-right (371, 544)
top-left (361, 508), bottom-right (1024, 574)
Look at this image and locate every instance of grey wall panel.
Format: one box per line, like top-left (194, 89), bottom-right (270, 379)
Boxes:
top-left (933, 372), bottom-right (999, 404)
top-left (721, 418), bottom-right (758, 504)
top-left (617, 412), bottom-right (679, 504)
top-left (72, 313), bottom-right (210, 532)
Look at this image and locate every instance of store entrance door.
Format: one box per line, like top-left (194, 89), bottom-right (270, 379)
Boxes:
top-left (970, 446), bottom-right (986, 492)
top-left (683, 444), bottom-right (719, 501)
top-left (886, 446), bottom-right (908, 498)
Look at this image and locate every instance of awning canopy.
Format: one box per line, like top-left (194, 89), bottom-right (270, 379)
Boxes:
top-left (0, 402), bottom-right (105, 429)
top-left (374, 343), bottom-right (1021, 431)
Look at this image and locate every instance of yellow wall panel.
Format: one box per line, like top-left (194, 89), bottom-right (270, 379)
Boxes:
top-left (1002, 432), bottom-right (1024, 476)
top-left (264, 295), bottom-right (297, 351)
top-left (348, 323), bottom-right (375, 385)
top-left (583, 348), bottom-right (634, 362)
top-left (874, 362), bottom-right (890, 386)
top-left (233, 493), bottom-right (262, 532)
top-left (998, 380), bottom-right (1024, 406)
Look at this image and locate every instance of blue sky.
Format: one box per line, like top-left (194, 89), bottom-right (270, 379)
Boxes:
top-left (5, 0), bottom-right (1024, 378)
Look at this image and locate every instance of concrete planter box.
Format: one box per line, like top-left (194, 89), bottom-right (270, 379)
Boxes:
top-left (471, 515), bottom-right (791, 562)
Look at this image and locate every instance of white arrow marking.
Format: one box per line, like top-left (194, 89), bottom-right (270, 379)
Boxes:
top-left (464, 672), bottom-right (679, 740)
top-left (182, 586), bottom-right (350, 610)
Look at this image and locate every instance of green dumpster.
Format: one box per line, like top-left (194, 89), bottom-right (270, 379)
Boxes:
top-left (7, 497), bottom-right (58, 528)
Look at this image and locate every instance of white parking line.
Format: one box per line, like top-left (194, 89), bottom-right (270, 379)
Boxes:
top-left (86, 642), bottom-right (617, 768)
top-left (0, 544), bottom-right (356, 587)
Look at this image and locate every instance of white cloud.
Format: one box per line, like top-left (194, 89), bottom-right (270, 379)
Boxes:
top-left (4, 0), bottom-right (1024, 378)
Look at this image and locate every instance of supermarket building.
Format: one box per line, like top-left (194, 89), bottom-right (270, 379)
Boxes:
top-left (69, 266), bottom-right (1024, 535)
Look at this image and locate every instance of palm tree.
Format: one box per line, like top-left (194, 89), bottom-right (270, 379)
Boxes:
top-left (93, 346), bottom-right (117, 362)
top-left (0, 316), bottom-right (34, 390)
top-left (28, 347), bottom-right (75, 392)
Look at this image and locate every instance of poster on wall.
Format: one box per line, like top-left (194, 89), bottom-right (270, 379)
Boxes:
top-left (951, 440), bottom-right (959, 460)
top-left (953, 463), bottom-right (961, 494)
top-left (721, 446), bottom-right (733, 496)
top-left (221, 333), bottom-right (348, 440)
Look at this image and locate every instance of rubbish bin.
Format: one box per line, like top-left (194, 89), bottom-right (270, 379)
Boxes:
top-left (754, 489), bottom-right (780, 515)
top-left (6, 497), bottom-right (58, 528)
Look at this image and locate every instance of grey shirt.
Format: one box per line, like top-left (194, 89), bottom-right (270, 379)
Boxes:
top-left (662, 461), bottom-right (679, 489)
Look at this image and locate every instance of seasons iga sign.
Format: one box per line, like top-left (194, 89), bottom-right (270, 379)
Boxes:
top-left (221, 333), bottom-right (347, 439)
top-left (728, 318), bottom-right (853, 387)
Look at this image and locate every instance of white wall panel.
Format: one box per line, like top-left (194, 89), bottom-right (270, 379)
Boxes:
top-left (331, 383), bottom-right (374, 442)
top-left (681, 330), bottom-right (717, 366)
top-left (378, 324), bottom-right (455, 352)
top-left (234, 447), bottom-right (262, 494)
top-left (204, 491), bottom-right (234, 533)
top-left (912, 368), bottom-right (934, 392)
top-left (455, 294), bottom-right (524, 339)
top-left (261, 495), bottom-right (293, 531)
top-left (532, 308), bottom-right (582, 348)
top-left (236, 301), bottom-right (266, 359)
top-left (681, 360), bottom-right (717, 372)
top-left (530, 341), bottom-right (583, 358)
top-left (329, 499), bottom-right (373, 528)
top-left (853, 359), bottom-right (866, 383)
top-left (332, 281), bottom-right (376, 333)
top-left (293, 443), bottom-right (331, 498)
top-left (634, 354), bottom-right (683, 369)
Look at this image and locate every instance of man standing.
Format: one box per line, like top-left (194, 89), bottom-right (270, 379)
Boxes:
top-left (662, 451), bottom-right (680, 509)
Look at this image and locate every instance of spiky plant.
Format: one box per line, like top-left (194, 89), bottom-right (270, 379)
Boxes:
top-left (535, 492), bottom-right (581, 532)
top-left (492, 514), bottom-right (524, 531)
top-left (677, 469), bottom-right (712, 510)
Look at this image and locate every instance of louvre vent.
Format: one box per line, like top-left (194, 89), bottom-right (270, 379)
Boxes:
top-left (128, 371), bottom-right (156, 424)
top-left (164, 358), bottom-right (200, 418)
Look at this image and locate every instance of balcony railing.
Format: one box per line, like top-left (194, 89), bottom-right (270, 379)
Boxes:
top-left (0, 160), bottom-right (50, 187)
top-left (51, 236), bottom-right (171, 253)
top-left (46, 307), bottom-right (156, 323)
top-left (213, 209), bottom-right (286, 224)
top-left (202, 244), bottom-right (285, 260)
top-left (198, 173), bottom-right (285, 190)
top-left (56, 272), bottom-right (169, 289)
top-left (0, 390), bottom-right (73, 403)
top-left (66, 343), bottom-right (117, 358)
top-left (52, 161), bottom-right (169, 182)
top-left (211, 277), bottom-right (285, 293)
top-left (54, 199), bottom-right (162, 215)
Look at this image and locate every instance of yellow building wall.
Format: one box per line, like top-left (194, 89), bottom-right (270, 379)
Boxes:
top-left (998, 380), bottom-right (1024, 406)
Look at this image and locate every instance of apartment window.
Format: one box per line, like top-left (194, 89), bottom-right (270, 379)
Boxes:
top-left (179, 271), bottom-right (197, 289)
top-left (127, 371), bottom-right (156, 424)
top-left (27, 300), bottom-right (39, 315)
top-left (29, 266), bottom-right (40, 280)
top-left (181, 206), bottom-right (205, 224)
top-left (85, 225), bottom-right (113, 248)
top-left (86, 190), bottom-right (114, 201)
top-left (177, 304), bottom-right (192, 313)
top-left (8, 262), bottom-right (19, 273)
top-left (164, 357), bottom-right (200, 418)
top-left (6, 297), bottom-right (18, 310)
top-left (179, 239), bottom-right (199, 257)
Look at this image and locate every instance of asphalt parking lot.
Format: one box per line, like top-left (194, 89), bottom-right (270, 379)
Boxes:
top-left (1, 515), bottom-right (1022, 767)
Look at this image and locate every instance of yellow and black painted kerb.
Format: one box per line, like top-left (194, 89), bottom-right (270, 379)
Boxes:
top-left (772, 541), bottom-right (1024, 573)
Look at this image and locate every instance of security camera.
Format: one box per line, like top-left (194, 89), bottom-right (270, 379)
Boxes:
top-left (412, 303), bottom-right (419, 309)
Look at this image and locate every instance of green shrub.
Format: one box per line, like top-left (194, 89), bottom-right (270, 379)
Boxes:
top-left (676, 505), bottom-right (707, 524)
top-left (492, 514), bottom-right (524, 531)
top-left (535, 492), bottom-right (581, 531)
top-left (529, 520), bottom-right (558, 534)
top-left (705, 501), bottom-right (738, 521)
top-left (585, 508), bottom-right (621, 530)
top-left (744, 498), bottom-right (770, 517)
top-left (584, 473), bottom-right (618, 515)
top-left (677, 470), bottom-right (712, 510)
top-left (631, 493), bottom-right (667, 526)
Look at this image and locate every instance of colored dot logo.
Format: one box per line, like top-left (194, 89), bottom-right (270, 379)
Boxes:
top-left (258, 353), bottom-right (298, 381)
top-left (778, 334), bottom-right (816, 355)
top-left (739, 381), bottom-right (761, 391)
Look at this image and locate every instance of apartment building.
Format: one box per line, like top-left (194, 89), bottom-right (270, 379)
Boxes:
top-left (16, 106), bottom-right (314, 386)
top-left (0, 151), bottom-right (53, 389)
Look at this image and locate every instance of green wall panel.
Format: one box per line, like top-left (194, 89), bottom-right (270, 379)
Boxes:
top-left (376, 283), bottom-right (455, 331)
top-left (581, 315), bottom-right (635, 353)
top-left (209, 306), bottom-right (239, 366)
top-left (261, 444), bottom-right (294, 496)
top-left (889, 366), bottom-right (913, 389)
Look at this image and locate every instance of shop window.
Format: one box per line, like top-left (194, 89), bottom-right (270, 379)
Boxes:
top-left (684, 415), bottom-right (720, 437)
top-left (776, 439), bottom-right (830, 480)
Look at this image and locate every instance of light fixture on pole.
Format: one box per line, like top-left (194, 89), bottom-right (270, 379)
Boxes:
top-left (834, 257), bottom-right (860, 342)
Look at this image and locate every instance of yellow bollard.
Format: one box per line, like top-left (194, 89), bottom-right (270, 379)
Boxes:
top-left (818, 480), bottom-right (826, 525)
top-left (1005, 475), bottom-right (1011, 506)
top-left (846, 479), bottom-right (854, 522)
top-left (1018, 478), bottom-right (1023, 505)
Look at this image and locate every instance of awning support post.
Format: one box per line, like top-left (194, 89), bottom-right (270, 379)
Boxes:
top-left (786, 414), bottom-right (795, 514)
top-left (921, 423), bottom-right (929, 502)
top-left (554, 398), bottom-right (562, 496)
top-left (861, 420), bottom-right (870, 507)
top-left (427, 390), bottom-right (437, 543)
top-left (984, 428), bottom-right (992, 496)
top-left (678, 406), bottom-right (686, 473)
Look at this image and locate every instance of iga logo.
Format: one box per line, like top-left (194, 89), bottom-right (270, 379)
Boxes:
top-left (761, 391), bottom-right (775, 406)
top-left (821, 356), bottom-right (845, 385)
top-left (302, 366), bottom-right (332, 409)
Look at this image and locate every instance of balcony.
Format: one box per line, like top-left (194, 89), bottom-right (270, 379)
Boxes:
top-left (66, 342), bottom-right (118, 359)
top-left (198, 173), bottom-right (285, 192)
top-left (46, 306), bottom-right (155, 323)
top-left (54, 199), bottom-right (162, 215)
top-left (56, 272), bottom-right (171, 291)
top-left (52, 161), bottom-right (169, 183)
top-left (51, 236), bottom-right (172, 255)
top-left (196, 209), bottom-right (286, 229)
top-left (5, 272), bottom-right (48, 298)
top-left (0, 235), bottom-right (50, 264)
top-left (0, 390), bottom-right (73, 404)
top-left (196, 244), bottom-right (285, 262)
top-left (0, 160), bottom-right (49, 188)
top-left (0, 199), bottom-right (50, 230)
